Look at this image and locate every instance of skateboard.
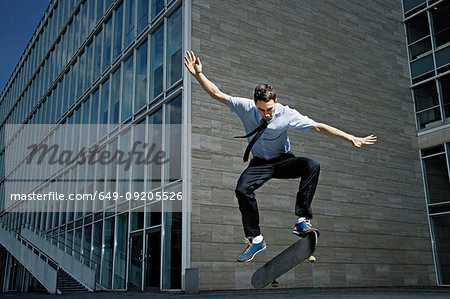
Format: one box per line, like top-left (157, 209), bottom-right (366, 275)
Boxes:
top-left (251, 231), bottom-right (319, 288)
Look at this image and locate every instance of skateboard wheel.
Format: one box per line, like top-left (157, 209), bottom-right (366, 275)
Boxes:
top-left (308, 255), bottom-right (316, 263)
top-left (271, 280), bottom-right (278, 287)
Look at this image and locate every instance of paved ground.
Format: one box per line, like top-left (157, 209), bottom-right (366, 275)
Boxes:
top-left (2, 287), bottom-right (450, 298)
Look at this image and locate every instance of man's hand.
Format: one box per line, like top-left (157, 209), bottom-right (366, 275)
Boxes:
top-left (350, 135), bottom-right (377, 148)
top-left (184, 51), bottom-right (202, 77)
top-left (184, 51), bottom-right (228, 104)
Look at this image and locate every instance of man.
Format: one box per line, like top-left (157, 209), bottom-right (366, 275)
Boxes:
top-left (184, 51), bottom-right (377, 262)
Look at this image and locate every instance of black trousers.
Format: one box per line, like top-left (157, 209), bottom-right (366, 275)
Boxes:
top-left (235, 152), bottom-right (320, 238)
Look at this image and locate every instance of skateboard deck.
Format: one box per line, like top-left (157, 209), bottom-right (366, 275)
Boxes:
top-left (251, 231), bottom-right (318, 288)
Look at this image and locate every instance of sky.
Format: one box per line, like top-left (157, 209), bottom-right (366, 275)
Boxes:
top-left (0, 0), bottom-right (51, 94)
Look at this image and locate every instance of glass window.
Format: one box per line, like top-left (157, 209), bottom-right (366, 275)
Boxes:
top-left (105, 0), bottom-right (114, 10)
top-left (77, 51), bottom-right (86, 99)
top-left (92, 221), bottom-right (103, 283)
top-left (96, 0), bottom-right (104, 23)
top-left (151, 0), bottom-right (164, 20)
top-left (74, 227), bottom-right (82, 260)
top-left (167, 7), bottom-right (182, 88)
top-left (83, 224), bottom-right (92, 266)
top-left (68, 21), bottom-right (75, 60)
top-left (111, 68), bottom-right (121, 124)
top-left (100, 78), bottom-right (110, 124)
top-left (131, 210), bottom-right (144, 231)
top-left (103, 17), bottom-right (113, 72)
top-left (132, 123), bottom-right (146, 198)
top-left (406, 13), bottom-right (432, 61)
top-left (58, 79), bottom-right (64, 120)
top-left (89, 0), bottom-right (96, 34)
top-left (440, 75), bottom-right (450, 121)
top-left (94, 31), bottom-right (102, 80)
top-left (403, 0), bottom-right (426, 13)
top-left (101, 217), bottom-right (115, 288)
top-left (66, 229), bottom-right (74, 255)
top-left (406, 13), bottom-right (429, 45)
top-left (69, 64), bottom-right (77, 107)
top-left (431, 1), bottom-right (450, 49)
top-left (63, 30), bottom-right (68, 66)
top-left (146, 201), bottom-right (161, 227)
top-left (113, 3), bottom-right (124, 60)
top-left (62, 74), bottom-right (69, 115)
top-left (91, 88), bottom-right (100, 124)
top-left (137, 0), bottom-right (149, 34)
top-left (113, 213), bottom-right (128, 289)
top-left (135, 40), bottom-right (148, 112)
top-left (422, 150), bottom-right (450, 205)
top-left (81, 1), bottom-right (88, 42)
top-left (414, 81), bottom-right (441, 129)
top-left (105, 139), bottom-right (118, 208)
top-left (431, 214), bottom-right (450, 285)
top-left (86, 41), bottom-right (94, 89)
top-left (165, 96), bottom-right (182, 182)
top-left (125, 0), bottom-right (136, 47)
top-left (117, 128), bottom-right (132, 201)
top-left (150, 25), bottom-right (163, 100)
top-left (121, 55), bottom-right (134, 121)
top-left (147, 109), bottom-right (162, 190)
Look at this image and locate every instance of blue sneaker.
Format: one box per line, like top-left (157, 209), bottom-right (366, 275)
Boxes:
top-left (293, 219), bottom-right (320, 237)
top-left (237, 237), bottom-right (266, 262)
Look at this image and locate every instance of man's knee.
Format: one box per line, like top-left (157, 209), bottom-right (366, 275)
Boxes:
top-left (308, 159), bottom-right (320, 173)
top-left (235, 182), bottom-right (252, 198)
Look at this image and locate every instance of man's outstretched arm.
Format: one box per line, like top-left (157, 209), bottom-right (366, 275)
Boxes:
top-left (314, 123), bottom-right (377, 148)
top-left (184, 51), bottom-right (229, 105)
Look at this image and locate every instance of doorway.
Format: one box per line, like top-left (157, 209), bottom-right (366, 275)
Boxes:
top-left (128, 228), bottom-right (161, 290)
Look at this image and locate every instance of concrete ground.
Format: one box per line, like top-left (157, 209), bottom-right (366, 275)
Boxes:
top-left (2, 287), bottom-right (450, 299)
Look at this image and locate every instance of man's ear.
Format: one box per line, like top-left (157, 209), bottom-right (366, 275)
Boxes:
top-left (274, 98), bottom-right (278, 103)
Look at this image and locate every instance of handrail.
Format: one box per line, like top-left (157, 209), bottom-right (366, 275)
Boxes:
top-left (1, 222), bottom-right (60, 270)
top-left (2, 221), bottom-right (98, 291)
top-left (22, 222), bottom-right (101, 274)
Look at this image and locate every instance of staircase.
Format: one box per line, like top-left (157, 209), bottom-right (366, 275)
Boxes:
top-left (57, 270), bottom-right (89, 294)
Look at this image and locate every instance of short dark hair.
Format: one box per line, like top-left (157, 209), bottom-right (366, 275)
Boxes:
top-left (254, 83), bottom-right (276, 103)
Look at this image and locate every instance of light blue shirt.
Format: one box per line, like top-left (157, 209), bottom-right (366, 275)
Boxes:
top-left (227, 96), bottom-right (317, 160)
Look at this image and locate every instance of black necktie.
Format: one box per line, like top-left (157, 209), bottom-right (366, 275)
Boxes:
top-left (234, 120), bottom-right (268, 162)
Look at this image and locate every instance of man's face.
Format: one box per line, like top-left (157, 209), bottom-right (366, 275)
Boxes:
top-left (256, 99), bottom-right (277, 121)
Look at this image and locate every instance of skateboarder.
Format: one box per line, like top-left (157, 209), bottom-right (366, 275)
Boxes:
top-left (184, 51), bottom-right (377, 262)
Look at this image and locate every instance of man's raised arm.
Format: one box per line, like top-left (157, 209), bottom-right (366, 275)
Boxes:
top-left (313, 123), bottom-right (377, 148)
top-left (184, 51), bottom-right (229, 105)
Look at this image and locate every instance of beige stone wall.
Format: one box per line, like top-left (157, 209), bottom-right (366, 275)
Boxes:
top-left (189, 0), bottom-right (435, 289)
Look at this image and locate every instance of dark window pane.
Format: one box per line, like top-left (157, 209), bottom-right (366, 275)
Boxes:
top-left (440, 75), bottom-right (450, 121)
top-left (135, 41), bottom-right (148, 112)
top-left (137, 0), bottom-right (149, 34)
top-left (121, 55), bottom-right (134, 121)
top-left (167, 8), bottom-right (182, 87)
top-left (423, 153), bottom-right (450, 204)
top-left (113, 4), bottom-right (124, 59)
top-left (151, 0), bottom-right (164, 20)
top-left (431, 214), bottom-right (450, 284)
top-left (431, 1), bottom-right (450, 48)
top-left (124, 0), bottom-right (136, 47)
top-left (150, 26), bottom-right (163, 100)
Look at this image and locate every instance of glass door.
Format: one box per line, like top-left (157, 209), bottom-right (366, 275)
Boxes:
top-left (128, 233), bottom-right (144, 290)
top-left (144, 227), bottom-right (161, 290)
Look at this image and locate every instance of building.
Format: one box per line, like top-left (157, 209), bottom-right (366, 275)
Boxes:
top-left (0, 0), bottom-right (445, 294)
top-left (402, 0), bottom-right (450, 286)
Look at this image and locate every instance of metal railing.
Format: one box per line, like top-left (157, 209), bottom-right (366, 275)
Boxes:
top-left (22, 222), bottom-right (100, 283)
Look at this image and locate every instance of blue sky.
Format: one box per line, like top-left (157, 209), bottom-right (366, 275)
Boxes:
top-left (0, 0), bottom-right (51, 94)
